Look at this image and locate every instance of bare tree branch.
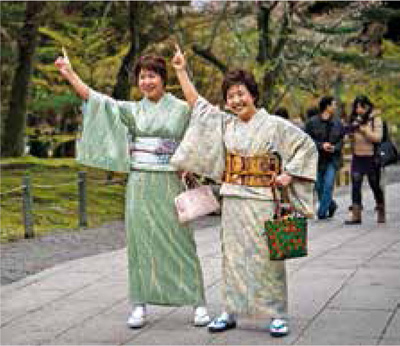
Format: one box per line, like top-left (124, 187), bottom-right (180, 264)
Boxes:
top-left (191, 44), bottom-right (227, 73)
top-left (271, 5), bottom-right (359, 110)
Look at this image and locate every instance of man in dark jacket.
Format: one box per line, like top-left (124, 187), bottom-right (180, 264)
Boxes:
top-left (305, 96), bottom-right (344, 220)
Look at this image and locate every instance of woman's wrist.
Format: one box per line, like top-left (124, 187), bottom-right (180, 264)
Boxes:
top-left (65, 69), bottom-right (77, 83)
top-left (175, 67), bottom-right (187, 74)
top-left (68, 71), bottom-right (89, 100)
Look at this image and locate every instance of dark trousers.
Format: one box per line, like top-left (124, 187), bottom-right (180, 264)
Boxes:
top-left (351, 157), bottom-right (384, 206)
top-left (316, 162), bottom-right (337, 218)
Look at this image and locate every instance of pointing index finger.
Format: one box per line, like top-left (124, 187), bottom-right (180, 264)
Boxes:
top-left (62, 47), bottom-right (69, 61)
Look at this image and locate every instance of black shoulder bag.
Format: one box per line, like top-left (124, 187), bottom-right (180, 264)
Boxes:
top-left (374, 120), bottom-right (399, 167)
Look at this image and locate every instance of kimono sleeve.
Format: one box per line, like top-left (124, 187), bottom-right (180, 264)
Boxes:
top-left (76, 89), bottom-right (134, 173)
top-left (170, 96), bottom-right (228, 182)
top-left (274, 119), bottom-right (318, 217)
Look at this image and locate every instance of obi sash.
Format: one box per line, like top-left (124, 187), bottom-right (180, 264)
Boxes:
top-left (130, 137), bottom-right (180, 171)
top-left (223, 152), bottom-right (281, 187)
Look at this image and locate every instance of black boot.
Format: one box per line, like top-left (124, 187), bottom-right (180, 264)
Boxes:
top-left (376, 203), bottom-right (386, 223)
top-left (327, 201), bottom-right (338, 218)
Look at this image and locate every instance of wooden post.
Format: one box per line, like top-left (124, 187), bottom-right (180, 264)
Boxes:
top-left (78, 171), bottom-right (88, 227)
top-left (22, 174), bottom-right (34, 238)
top-left (335, 172), bottom-right (341, 187)
top-left (344, 169), bottom-right (351, 186)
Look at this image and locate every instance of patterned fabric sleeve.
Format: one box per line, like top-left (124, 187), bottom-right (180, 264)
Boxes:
top-left (170, 96), bottom-right (229, 182)
top-left (76, 89), bottom-right (135, 173)
top-left (273, 118), bottom-right (318, 217)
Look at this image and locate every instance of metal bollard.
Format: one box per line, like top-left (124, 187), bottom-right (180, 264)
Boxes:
top-left (22, 175), bottom-right (34, 238)
top-left (78, 171), bottom-right (88, 227)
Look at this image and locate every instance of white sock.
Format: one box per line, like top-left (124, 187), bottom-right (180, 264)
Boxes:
top-left (132, 304), bottom-right (145, 313)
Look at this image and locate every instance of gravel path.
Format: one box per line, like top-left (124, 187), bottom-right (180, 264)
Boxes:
top-left (2, 165), bottom-right (399, 286)
top-left (0, 221), bottom-right (126, 285)
top-left (0, 215), bottom-right (220, 285)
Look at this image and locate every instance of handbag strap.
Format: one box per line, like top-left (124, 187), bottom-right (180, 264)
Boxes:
top-left (271, 176), bottom-right (283, 219)
top-left (270, 175), bottom-right (297, 219)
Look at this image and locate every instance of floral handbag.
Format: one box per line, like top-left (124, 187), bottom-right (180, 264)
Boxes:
top-left (260, 185), bottom-right (308, 260)
top-left (175, 173), bottom-right (220, 223)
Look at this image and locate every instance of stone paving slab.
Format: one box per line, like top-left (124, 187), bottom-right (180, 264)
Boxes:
top-left (295, 308), bottom-right (390, 345)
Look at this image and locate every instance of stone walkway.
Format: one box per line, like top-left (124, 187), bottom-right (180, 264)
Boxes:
top-left (1, 180), bottom-right (399, 345)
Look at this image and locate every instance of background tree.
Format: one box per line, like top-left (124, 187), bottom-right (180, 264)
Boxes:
top-left (111, 1), bottom-right (177, 100)
top-left (1, 1), bottom-right (46, 157)
top-left (1, 1), bottom-right (399, 158)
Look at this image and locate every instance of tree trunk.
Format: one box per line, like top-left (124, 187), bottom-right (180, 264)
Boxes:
top-left (1, 1), bottom-right (46, 157)
top-left (257, 2), bottom-right (290, 109)
top-left (256, 2), bottom-right (272, 64)
top-left (256, 2), bottom-right (275, 108)
top-left (112, 2), bottom-right (143, 100)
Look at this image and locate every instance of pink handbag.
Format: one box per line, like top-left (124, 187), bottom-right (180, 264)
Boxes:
top-left (175, 174), bottom-right (220, 223)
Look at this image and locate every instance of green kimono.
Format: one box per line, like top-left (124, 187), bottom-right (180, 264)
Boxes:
top-left (77, 89), bottom-right (205, 306)
top-left (171, 97), bottom-right (317, 318)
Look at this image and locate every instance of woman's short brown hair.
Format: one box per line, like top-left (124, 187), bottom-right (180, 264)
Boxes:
top-left (133, 55), bottom-right (167, 86)
top-left (221, 69), bottom-right (259, 105)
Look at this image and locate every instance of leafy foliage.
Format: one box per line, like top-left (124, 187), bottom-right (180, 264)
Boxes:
top-left (1, 1), bottom-right (400, 146)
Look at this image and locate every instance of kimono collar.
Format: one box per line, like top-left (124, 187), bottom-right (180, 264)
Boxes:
top-left (143, 92), bottom-right (170, 108)
top-left (237, 108), bottom-right (269, 124)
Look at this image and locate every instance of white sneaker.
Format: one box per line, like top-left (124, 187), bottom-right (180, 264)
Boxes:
top-left (127, 305), bottom-right (146, 328)
top-left (269, 318), bottom-right (289, 337)
top-left (193, 306), bottom-right (211, 327)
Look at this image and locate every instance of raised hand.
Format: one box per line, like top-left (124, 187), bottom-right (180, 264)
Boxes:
top-left (53, 47), bottom-right (89, 100)
top-left (172, 43), bottom-right (186, 71)
top-left (54, 47), bottom-right (73, 79)
top-left (172, 43), bottom-right (198, 106)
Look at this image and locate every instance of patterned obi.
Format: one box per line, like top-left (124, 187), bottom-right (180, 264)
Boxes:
top-left (223, 152), bottom-right (281, 187)
top-left (130, 137), bottom-right (179, 168)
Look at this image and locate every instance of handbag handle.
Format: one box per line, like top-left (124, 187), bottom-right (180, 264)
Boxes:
top-left (270, 175), bottom-right (296, 220)
top-left (181, 172), bottom-right (201, 190)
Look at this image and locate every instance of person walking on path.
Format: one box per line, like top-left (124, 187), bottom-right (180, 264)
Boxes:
top-left (54, 51), bottom-right (210, 329)
top-left (305, 96), bottom-right (344, 220)
top-left (344, 95), bottom-right (385, 224)
top-left (170, 44), bottom-right (317, 337)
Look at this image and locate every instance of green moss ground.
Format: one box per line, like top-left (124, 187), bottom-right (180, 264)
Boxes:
top-left (1, 157), bottom-right (126, 242)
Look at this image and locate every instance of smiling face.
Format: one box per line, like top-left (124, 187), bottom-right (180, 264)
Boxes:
top-left (138, 68), bottom-right (164, 102)
top-left (225, 84), bottom-right (257, 121)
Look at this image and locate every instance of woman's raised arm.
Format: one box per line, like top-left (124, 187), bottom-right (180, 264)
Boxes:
top-left (172, 44), bottom-right (198, 107)
top-left (54, 48), bottom-right (89, 100)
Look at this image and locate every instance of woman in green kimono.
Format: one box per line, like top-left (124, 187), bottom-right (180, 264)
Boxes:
top-left (170, 45), bottom-right (317, 336)
top-left (54, 53), bottom-right (210, 328)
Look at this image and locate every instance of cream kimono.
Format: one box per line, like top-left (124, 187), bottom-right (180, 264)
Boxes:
top-left (77, 89), bottom-right (206, 306)
top-left (171, 97), bottom-right (317, 318)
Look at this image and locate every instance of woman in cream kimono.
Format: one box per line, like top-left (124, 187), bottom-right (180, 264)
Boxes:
top-left (54, 53), bottom-right (210, 328)
top-left (170, 45), bottom-right (317, 336)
